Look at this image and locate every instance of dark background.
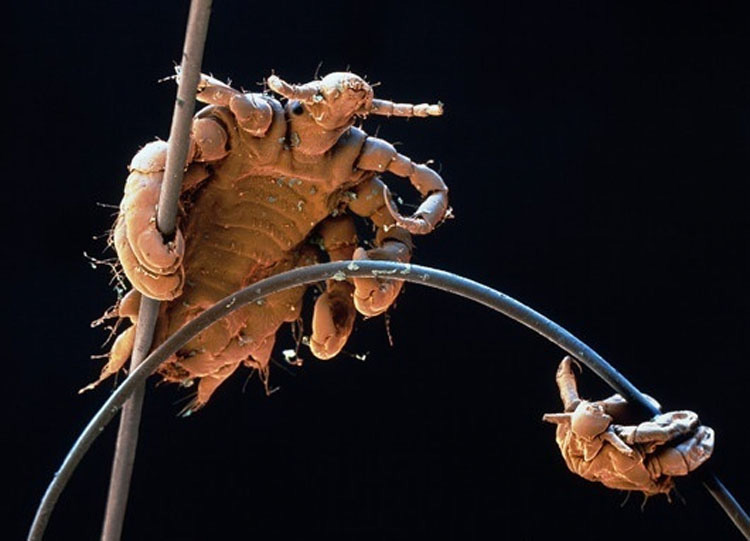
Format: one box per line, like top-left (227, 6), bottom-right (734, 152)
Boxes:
top-left (8, 1), bottom-right (749, 539)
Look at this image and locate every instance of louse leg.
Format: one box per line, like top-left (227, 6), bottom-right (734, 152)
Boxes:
top-left (121, 142), bottom-right (185, 278)
top-left (310, 216), bottom-right (357, 360)
top-left (355, 136), bottom-right (449, 235)
top-left (648, 425), bottom-right (715, 477)
top-left (351, 242), bottom-right (410, 317)
top-left (347, 177), bottom-right (414, 317)
top-left (554, 356), bottom-right (583, 412)
top-left (114, 213), bottom-right (184, 301)
top-left (616, 411), bottom-right (700, 446)
top-left (310, 282), bottom-right (356, 360)
top-left (192, 72), bottom-right (274, 136)
top-left (116, 119), bottom-right (221, 301)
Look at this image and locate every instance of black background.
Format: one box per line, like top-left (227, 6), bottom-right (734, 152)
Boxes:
top-left (9, 1), bottom-right (750, 540)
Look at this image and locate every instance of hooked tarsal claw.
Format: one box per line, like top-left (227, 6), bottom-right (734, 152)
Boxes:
top-left (310, 283), bottom-right (356, 360)
top-left (383, 185), bottom-right (440, 235)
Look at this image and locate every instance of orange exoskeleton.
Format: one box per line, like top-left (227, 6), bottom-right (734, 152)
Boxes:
top-left (543, 357), bottom-right (714, 496)
top-left (85, 70), bottom-right (450, 413)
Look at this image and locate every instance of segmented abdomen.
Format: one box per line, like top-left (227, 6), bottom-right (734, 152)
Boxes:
top-left (167, 173), bottom-right (331, 321)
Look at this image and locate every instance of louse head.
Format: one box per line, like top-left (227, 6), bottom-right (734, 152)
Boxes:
top-left (267, 72), bottom-right (373, 130)
top-left (570, 400), bottom-right (613, 441)
top-left (267, 71), bottom-right (443, 131)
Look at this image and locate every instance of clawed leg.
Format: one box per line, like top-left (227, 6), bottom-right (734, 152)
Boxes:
top-left (309, 216), bottom-right (358, 359)
top-left (122, 142), bottom-right (185, 275)
top-left (615, 410), bottom-right (700, 447)
top-left (309, 206), bottom-right (413, 356)
top-left (114, 215), bottom-right (184, 301)
top-left (554, 356), bottom-right (582, 412)
top-left (649, 425), bottom-right (715, 477)
top-left (347, 177), bottom-right (414, 317)
top-left (116, 141), bottom-right (186, 301)
top-left (310, 281), bottom-right (356, 360)
top-left (351, 243), bottom-right (409, 317)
